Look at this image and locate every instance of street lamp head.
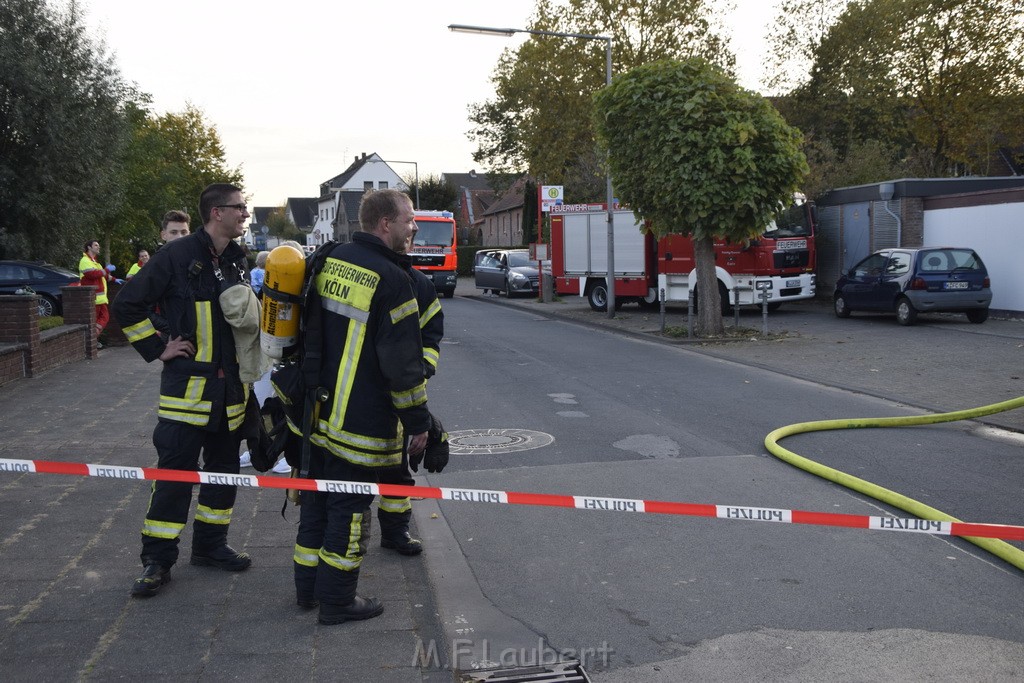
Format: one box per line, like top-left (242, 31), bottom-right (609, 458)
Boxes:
top-left (448, 24), bottom-right (518, 37)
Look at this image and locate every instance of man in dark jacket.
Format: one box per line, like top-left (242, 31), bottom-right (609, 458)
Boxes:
top-left (293, 189), bottom-right (430, 625)
top-left (114, 183), bottom-right (253, 598)
top-left (376, 218), bottom-right (444, 555)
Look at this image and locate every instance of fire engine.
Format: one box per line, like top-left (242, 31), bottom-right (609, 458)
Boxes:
top-left (410, 210), bottom-right (458, 298)
top-left (549, 199), bottom-right (817, 311)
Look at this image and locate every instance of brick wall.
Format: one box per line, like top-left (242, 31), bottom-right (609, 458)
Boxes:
top-left (0, 285), bottom-right (95, 386)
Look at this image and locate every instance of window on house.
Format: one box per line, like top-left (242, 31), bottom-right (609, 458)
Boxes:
top-left (378, 181), bottom-right (388, 189)
top-left (364, 181), bottom-right (373, 191)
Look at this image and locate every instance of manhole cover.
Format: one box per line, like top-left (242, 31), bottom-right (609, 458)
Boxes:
top-left (447, 428), bottom-right (554, 455)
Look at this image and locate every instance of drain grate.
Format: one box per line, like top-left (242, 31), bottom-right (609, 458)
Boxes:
top-left (460, 660), bottom-right (591, 682)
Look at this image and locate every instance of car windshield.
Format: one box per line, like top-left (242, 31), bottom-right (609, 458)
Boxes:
top-left (413, 221), bottom-right (454, 247)
top-left (764, 200), bottom-right (813, 238)
top-left (506, 251), bottom-right (532, 267)
top-left (918, 249), bottom-right (984, 272)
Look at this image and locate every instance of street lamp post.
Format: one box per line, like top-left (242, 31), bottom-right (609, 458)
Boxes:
top-left (370, 158), bottom-right (420, 209)
top-left (448, 23), bottom-right (616, 317)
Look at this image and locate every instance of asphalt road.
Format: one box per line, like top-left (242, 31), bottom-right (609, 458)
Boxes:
top-left (416, 286), bottom-right (1024, 680)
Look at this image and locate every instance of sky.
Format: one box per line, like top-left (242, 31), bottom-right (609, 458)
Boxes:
top-left (81, 0), bottom-right (780, 211)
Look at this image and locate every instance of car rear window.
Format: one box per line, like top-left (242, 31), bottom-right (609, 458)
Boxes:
top-left (918, 249), bottom-right (984, 272)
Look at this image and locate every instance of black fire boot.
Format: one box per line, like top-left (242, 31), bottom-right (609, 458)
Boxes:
top-left (318, 596), bottom-right (384, 625)
top-left (380, 530), bottom-right (423, 556)
top-left (190, 545), bottom-right (252, 571)
top-left (131, 564), bottom-right (171, 598)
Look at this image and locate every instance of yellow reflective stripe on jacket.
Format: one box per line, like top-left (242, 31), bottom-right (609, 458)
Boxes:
top-left (195, 504), bottom-right (232, 525)
top-left (142, 518), bottom-right (185, 539)
top-left (123, 318), bottom-right (157, 343)
top-left (194, 301), bottom-right (213, 363)
top-left (423, 347), bottom-right (439, 369)
top-left (419, 298), bottom-right (441, 328)
top-left (390, 298), bottom-right (418, 325)
top-left (159, 377), bottom-right (211, 426)
top-left (391, 380), bottom-right (427, 410)
top-left (310, 432), bottom-right (403, 468)
top-left (379, 496), bottom-right (411, 514)
top-left (325, 320), bottom-right (366, 440)
top-left (226, 384), bottom-right (248, 431)
top-left (293, 543), bottom-right (320, 567)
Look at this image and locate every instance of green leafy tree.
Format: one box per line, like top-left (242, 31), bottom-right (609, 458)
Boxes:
top-left (404, 174), bottom-right (458, 212)
top-left (468, 0), bottom-right (733, 202)
top-left (761, 0), bottom-right (851, 95)
top-left (791, 0), bottom-right (1024, 179)
top-left (0, 0), bottom-right (131, 266)
top-left (266, 206), bottom-right (303, 242)
top-left (594, 58), bottom-right (807, 336)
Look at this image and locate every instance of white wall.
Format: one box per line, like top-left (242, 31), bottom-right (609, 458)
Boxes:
top-left (924, 201), bottom-right (1023, 313)
top-left (310, 196), bottom-right (336, 245)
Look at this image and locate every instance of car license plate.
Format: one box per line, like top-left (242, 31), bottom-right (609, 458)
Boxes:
top-left (944, 281), bottom-right (969, 290)
top-left (777, 240), bottom-right (807, 251)
top-left (786, 279), bottom-right (801, 287)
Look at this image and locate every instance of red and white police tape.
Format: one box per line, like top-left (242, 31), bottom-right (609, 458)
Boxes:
top-left (3, 457), bottom-right (1023, 541)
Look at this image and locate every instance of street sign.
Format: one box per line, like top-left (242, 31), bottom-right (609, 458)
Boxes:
top-left (540, 185), bottom-right (563, 213)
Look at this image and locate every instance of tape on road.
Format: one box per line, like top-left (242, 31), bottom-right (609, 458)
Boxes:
top-left (2, 457), bottom-right (1022, 542)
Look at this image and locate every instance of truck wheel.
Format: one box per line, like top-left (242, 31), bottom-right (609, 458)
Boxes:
top-left (896, 297), bottom-right (917, 326)
top-left (587, 283), bottom-right (608, 311)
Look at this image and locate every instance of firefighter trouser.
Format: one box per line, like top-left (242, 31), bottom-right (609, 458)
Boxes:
top-left (293, 446), bottom-right (376, 606)
top-left (140, 420), bottom-right (241, 568)
top-left (376, 447), bottom-right (413, 538)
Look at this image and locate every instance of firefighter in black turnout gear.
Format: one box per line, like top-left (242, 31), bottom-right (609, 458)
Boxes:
top-left (114, 184), bottom-right (254, 598)
top-left (292, 189), bottom-right (431, 625)
top-left (376, 219), bottom-right (445, 555)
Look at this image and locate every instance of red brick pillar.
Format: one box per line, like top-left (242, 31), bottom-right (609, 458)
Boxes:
top-left (0, 294), bottom-right (41, 376)
top-left (62, 285), bottom-right (98, 358)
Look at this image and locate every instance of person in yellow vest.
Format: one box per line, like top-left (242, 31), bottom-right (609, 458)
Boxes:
top-left (126, 249), bottom-right (150, 279)
top-left (78, 239), bottom-right (117, 338)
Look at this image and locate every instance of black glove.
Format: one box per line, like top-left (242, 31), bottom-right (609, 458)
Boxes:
top-left (423, 414), bottom-right (449, 473)
top-left (409, 413), bottom-right (449, 473)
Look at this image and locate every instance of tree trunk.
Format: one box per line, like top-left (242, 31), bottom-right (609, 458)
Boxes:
top-left (694, 236), bottom-right (724, 337)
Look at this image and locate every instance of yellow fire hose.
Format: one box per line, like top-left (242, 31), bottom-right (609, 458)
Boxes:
top-left (765, 396), bottom-right (1024, 572)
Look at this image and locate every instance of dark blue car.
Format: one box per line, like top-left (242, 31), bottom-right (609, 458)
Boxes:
top-left (0, 260), bottom-right (80, 317)
top-left (833, 247), bottom-right (991, 325)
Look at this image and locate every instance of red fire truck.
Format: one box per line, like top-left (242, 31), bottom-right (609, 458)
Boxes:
top-left (410, 210), bottom-right (458, 298)
top-left (549, 199), bottom-right (817, 311)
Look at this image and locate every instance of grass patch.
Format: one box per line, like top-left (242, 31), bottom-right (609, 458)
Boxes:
top-left (39, 316), bottom-right (64, 331)
top-left (659, 324), bottom-right (788, 341)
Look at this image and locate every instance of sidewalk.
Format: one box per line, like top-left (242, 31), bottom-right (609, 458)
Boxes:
top-left (0, 279), bottom-right (1021, 681)
top-left (0, 347), bottom-right (449, 682)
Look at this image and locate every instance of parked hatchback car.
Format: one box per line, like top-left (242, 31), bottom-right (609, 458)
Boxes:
top-left (0, 260), bottom-right (80, 317)
top-left (473, 249), bottom-right (540, 297)
top-left (833, 247), bottom-right (991, 325)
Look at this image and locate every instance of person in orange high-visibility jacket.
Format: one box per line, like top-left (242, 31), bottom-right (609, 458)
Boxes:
top-left (113, 184), bottom-right (254, 599)
top-left (79, 239), bottom-right (115, 336)
top-left (292, 189), bottom-right (430, 626)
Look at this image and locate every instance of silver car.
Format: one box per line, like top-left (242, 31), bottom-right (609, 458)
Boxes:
top-left (473, 249), bottom-right (540, 298)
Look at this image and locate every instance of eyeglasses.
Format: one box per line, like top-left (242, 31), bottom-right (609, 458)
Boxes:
top-left (216, 204), bottom-right (248, 212)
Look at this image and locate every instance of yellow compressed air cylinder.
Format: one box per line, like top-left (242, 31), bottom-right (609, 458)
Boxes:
top-left (260, 245), bottom-right (306, 359)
